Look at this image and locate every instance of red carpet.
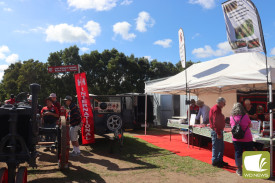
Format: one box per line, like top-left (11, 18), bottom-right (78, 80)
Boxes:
top-left (135, 134), bottom-right (237, 173)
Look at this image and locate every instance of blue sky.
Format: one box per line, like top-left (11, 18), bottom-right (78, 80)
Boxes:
top-left (0, 0), bottom-right (275, 80)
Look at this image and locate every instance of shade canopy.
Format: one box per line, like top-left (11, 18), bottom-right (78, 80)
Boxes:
top-left (145, 52), bottom-right (275, 95)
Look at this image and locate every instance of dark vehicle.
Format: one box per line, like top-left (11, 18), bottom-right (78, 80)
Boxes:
top-left (0, 84), bottom-right (69, 183)
top-left (90, 94), bottom-right (154, 135)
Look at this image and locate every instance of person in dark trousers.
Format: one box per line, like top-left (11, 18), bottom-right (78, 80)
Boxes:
top-left (209, 97), bottom-right (228, 168)
top-left (230, 103), bottom-right (253, 176)
top-left (41, 97), bottom-right (59, 151)
top-left (64, 96), bottom-right (82, 156)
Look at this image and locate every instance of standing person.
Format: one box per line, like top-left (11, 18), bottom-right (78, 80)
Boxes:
top-left (230, 103), bottom-right (253, 176)
top-left (209, 97), bottom-right (228, 167)
top-left (41, 97), bottom-right (59, 151)
top-left (189, 99), bottom-right (199, 115)
top-left (64, 96), bottom-right (81, 156)
top-left (195, 100), bottom-right (210, 124)
top-left (49, 93), bottom-right (61, 114)
top-left (243, 99), bottom-right (257, 120)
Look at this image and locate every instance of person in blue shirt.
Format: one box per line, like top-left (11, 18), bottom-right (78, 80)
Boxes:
top-left (195, 100), bottom-right (210, 124)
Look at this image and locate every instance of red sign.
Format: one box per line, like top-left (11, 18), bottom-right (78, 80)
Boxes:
top-left (48, 65), bottom-right (78, 73)
top-left (74, 72), bottom-right (95, 144)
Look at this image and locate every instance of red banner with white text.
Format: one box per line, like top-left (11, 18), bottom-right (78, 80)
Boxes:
top-left (74, 72), bottom-right (95, 144)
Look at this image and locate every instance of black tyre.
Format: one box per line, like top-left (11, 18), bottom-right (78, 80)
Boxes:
top-left (107, 115), bottom-right (122, 131)
top-left (0, 168), bottom-right (8, 183)
top-left (15, 167), bottom-right (27, 183)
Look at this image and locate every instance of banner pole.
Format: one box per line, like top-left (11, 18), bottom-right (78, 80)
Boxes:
top-left (145, 93), bottom-right (148, 135)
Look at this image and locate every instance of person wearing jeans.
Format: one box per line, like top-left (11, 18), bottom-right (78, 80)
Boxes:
top-left (209, 97), bottom-right (228, 168)
top-left (211, 130), bottom-right (224, 165)
top-left (230, 103), bottom-right (253, 176)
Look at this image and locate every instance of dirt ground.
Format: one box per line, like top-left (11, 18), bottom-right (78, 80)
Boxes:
top-left (0, 128), bottom-right (274, 183)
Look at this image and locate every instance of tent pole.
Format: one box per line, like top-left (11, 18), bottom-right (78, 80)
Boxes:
top-left (268, 83), bottom-right (273, 177)
top-left (145, 93), bottom-right (148, 136)
top-left (265, 51), bottom-right (273, 177)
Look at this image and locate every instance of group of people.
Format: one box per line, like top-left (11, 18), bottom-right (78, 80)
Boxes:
top-left (190, 97), bottom-right (266, 176)
top-left (40, 93), bottom-right (82, 156)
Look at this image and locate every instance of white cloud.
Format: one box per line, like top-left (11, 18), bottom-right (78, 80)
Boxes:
top-left (0, 65), bottom-right (9, 82)
top-left (67, 0), bottom-right (118, 11)
top-left (188, 0), bottom-right (215, 9)
top-left (144, 56), bottom-right (153, 61)
top-left (271, 47), bottom-right (275, 56)
top-left (0, 46), bottom-right (19, 68)
top-left (80, 47), bottom-right (90, 52)
top-left (3, 7), bottom-right (12, 12)
top-left (192, 41), bottom-right (232, 58)
top-left (0, 2), bottom-right (5, 6)
top-left (192, 33), bottom-right (200, 39)
top-left (14, 26), bottom-right (45, 34)
top-left (45, 20), bottom-right (101, 44)
top-left (121, 0), bottom-right (133, 6)
top-left (113, 21), bottom-right (136, 41)
top-left (153, 39), bottom-right (172, 48)
top-left (5, 54), bottom-right (19, 64)
top-left (0, 45), bottom-right (10, 60)
top-left (136, 11), bottom-right (155, 32)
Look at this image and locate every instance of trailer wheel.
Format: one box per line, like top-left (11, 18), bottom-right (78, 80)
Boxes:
top-left (107, 115), bottom-right (122, 131)
top-left (15, 167), bottom-right (27, 183)
top-left (0, 168), bottom-right (8, 183)
top-left (58, 116), bottom-right (69, 170)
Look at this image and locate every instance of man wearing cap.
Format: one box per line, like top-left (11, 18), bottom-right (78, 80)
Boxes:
top-left (195, 100), bottom-right (210, 124)
top-left (41, 97), bottom-right (60, 151)
top-left (49, 93), bottom-right (61, 115)
top-left (64, 96), bottom-right (81, 156)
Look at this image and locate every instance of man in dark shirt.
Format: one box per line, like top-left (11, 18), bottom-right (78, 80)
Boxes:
top-left (49, 93), bottom-right (61, 114)
top-left (64, 96), bottom-right (81, 156)
top-left (41, 97), bottom-right (59, 151)
top-left (243, 99), bottom-right (257, 120)
top-left (209, 97), bottom-right (228, 168)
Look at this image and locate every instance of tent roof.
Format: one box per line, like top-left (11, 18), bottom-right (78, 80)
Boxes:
top-left (145, 52), bottom-right (275, 95)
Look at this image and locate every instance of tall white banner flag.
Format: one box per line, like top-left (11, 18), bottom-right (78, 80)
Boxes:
top-left (222, 0), bottom-right (266, 53)
top-left (178, 28), bottom-right (186, 68)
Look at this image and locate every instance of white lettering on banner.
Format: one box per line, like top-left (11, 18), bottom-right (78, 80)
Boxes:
top-left (82, 104), bottom-right (88, 108)
top-left (83, 108), bottom-right (88, 112)
top-left (85, 124), bottom-right (90, 128)
top-left (82, 100), bottom-right (87, 104)
top-left (81, 92), bottom-right (86, 96)
top-left (77, 77), bottom-right (86, 86)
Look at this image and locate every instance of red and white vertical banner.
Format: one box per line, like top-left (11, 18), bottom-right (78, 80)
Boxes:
top-left (74, 72), bottom-right (95, 144)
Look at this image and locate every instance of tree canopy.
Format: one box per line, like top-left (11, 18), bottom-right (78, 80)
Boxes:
top-left (0, 46), bottom-right (195, 104)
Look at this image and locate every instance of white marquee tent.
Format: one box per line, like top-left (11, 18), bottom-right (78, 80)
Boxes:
top-left (145, 52), bottom-right (274, 176)
top-left (145, 52), bottom-right (275, 117)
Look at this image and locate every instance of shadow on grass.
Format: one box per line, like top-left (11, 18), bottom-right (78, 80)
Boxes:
top-left (67, 135), bottom-right (174, 171)
top-left (30, 135), bottom-right (172, 182)
top-left (28, 164), bottom-right (106, 183)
